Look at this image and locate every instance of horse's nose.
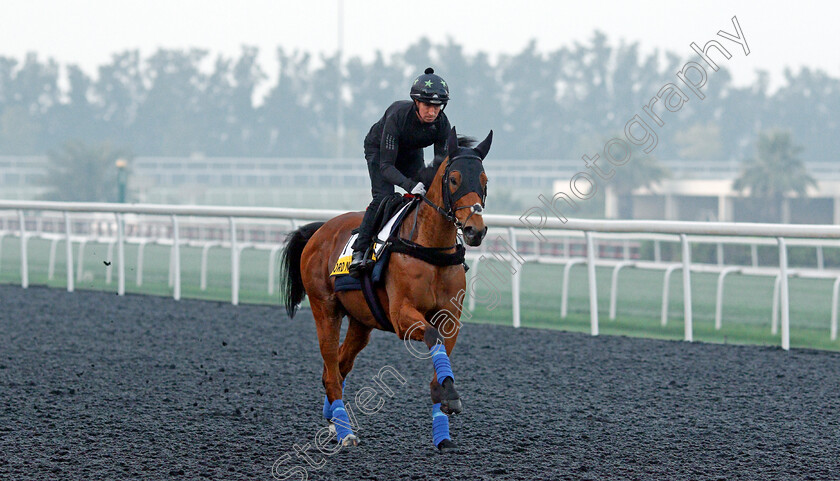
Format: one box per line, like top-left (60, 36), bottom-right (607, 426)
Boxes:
top-left (462, 226), bottom-right (487, 246)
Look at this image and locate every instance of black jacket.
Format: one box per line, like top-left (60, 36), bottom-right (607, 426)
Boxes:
top-left (364, 100), bottom-right (450, 191)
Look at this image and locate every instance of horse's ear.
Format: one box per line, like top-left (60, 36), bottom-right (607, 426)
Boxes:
top-left (474, 130), bottom-right (493, 160)
top-left (447, 126), bottom-right (459, 159)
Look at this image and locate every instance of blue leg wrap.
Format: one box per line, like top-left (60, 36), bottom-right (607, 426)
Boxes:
top-left (329, 399), bottom-right (355, 443)
top-left (430, 344), bottom-right (454, 384)
top-left (432, 403), bottom-right (451, 447)
top-left (322, 379), bottom-right (346, 420)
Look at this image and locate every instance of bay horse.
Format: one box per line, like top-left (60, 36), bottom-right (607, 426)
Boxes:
top-left (280, 127), bottom-right (491, 452)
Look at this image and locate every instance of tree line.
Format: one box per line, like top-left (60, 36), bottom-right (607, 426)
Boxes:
top-left (1, 32), bottom-right (837, 162)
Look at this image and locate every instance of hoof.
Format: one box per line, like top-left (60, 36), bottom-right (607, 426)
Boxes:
top-left (440, 398), bottom-right (462, 415)
top-left (341, 434), bottom-right (360, 447)
top-left (328, 421), bottom-right (337, 437)
top-left (440, 378), bottom-right (462, 415)
top-left (437, 439), bottom-right (458, 453)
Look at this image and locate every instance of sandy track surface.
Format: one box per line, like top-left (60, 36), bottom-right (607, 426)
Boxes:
top-left (2, 285), bottom-right (840, 480)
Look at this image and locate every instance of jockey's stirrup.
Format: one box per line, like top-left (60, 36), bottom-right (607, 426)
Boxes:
top-left (348, 247), bottom-right (371, 278)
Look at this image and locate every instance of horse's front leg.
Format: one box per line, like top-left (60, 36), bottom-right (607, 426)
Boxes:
top-left (394, 306), bottom-right (462, 452)
top-left (425, 327), bottom-right (462, 415)
top-left (427, 327), bottom-right (461, 453)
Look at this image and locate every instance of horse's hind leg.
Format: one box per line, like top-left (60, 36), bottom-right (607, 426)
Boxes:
top-left (338, 318), bottom-right (373, 379)
top-left (323, 318), bottom-right (372, 437)
top-left (310, 297), bottom-right (359, 446)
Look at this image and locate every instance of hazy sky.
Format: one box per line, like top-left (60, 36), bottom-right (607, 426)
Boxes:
top-left (2, 0), bottom-right (838, 92)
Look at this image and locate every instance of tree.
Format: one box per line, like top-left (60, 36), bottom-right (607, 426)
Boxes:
top-left (94, 50), bottom-right (145, 146)
top-left (0, 105), bottom-right (40, 153)
top-left (229, 46), bottom-right (266, 155)
top-left (47, 65), bottom-right (100, 146)
top-left (42, 140), bottom-right (131, 202)
top-left (343, 51), bottom-right (405, 151)
top-left (0, 35), bottom-right (838, 161)
top-left (0, 54), bottom-right (59, 154)
top-left (769, 68), bottom-right (840, 163)
top-left (133, 48), bottom-right (208, 155)
top-left (733, 130), bottom-right (816, 222)
top-left (590, 132), bottom-right (669, 219)
top-left (257, 48), bottom-right (320, 156)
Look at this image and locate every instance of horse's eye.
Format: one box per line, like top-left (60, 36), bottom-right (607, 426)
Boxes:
top-left (449, 176), bottom-right (457, 185)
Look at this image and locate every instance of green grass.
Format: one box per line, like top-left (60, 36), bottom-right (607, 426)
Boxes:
top-left (2, 236), bottom-right (839, 351)
top-left (468, 261), bottom-right (840, 351)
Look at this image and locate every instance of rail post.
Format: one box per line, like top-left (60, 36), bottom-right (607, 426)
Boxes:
top-left (230, 217), bottom-right (239, 305)
top-left (585, 231), bottom-right (599, 336)
top-left (778, 237), bottom-right (790, 350)
top-left (609, 261), bottom-right (635, 320)
top-left (64, 212), bottom-right (74, 292)
top-left (116, 214), bottom-right (125, 296)
top-left (714, 266), bottom-right (741, 330)
top-left (561, 258), bottom-right (586, 318)
top-left (18, 210), bottom-right (28, 288)
top-left (172, 215), bottom-right (180, 300)
top-left (508, 227), bottom-right (521, 328)
top-left (268, 245), bottom-right (283, 295)
top-left (680, 234), bottom-right (693, 342)
top-left (772, 275), bottom-right (781, 335)
top-left (661, 264), bottom-right (681, 327)
top-left (831, 276), bottom-right (840, 341)
top-left (48, 238), bottom-right (59, 280)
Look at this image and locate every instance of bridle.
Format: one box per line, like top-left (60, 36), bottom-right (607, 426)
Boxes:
top-left (411, 153), bottom-right (487, 240)
top-left (422, 154), bottom-right (486, 228)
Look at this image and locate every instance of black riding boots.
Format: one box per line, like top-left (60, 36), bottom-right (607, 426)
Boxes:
top-left (347, 249), bottom-right (368, 278)
top-left (348, 208), bottom-right (377, 278)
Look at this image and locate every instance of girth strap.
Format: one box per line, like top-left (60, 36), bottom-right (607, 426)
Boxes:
top-left (361, 272), bottom-right (394, 332)
top-left (389, 238), bottom-right (466, 267)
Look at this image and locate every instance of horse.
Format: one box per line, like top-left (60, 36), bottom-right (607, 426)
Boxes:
top-left (280, 127), bottom-right (491, 452)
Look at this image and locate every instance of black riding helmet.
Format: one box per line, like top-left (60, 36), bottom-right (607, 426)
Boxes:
top-left (410, 67), bottom-right (449, 107)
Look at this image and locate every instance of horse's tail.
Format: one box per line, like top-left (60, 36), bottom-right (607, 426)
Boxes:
top-left (280, 221), bottom-right (326, 318)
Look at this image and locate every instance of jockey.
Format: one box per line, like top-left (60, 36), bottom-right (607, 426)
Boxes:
top-left (348, 67), bottom-right (451, 278)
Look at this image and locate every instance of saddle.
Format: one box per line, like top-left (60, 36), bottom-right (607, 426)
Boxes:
top-left (331, 194), bottom-right (417, 291)
top-left (330, 193), bottom-right (469, 292)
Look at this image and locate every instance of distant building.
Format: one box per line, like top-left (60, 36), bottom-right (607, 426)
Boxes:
top-left (0, 155), bottom-right (558, 211)
top-left (6, 155), bottom-right (840, 223)
top-left (555, 160), bottom-right (840, 224)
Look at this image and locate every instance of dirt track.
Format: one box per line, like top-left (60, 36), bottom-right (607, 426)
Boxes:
top-left (2, 284), bottom-right (840, 480)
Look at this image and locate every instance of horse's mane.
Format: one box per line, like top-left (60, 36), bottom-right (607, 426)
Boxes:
top-left (414, 135), bottom-right (477, 187)
top-left (455, 135), bottom-right (478, 149)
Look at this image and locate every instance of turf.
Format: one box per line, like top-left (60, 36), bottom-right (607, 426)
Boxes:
top-left (2, 237), bottom-right (839, 351)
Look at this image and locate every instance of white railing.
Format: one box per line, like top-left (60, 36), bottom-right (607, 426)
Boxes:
top-left (4, 200), bottom-right (840, 350)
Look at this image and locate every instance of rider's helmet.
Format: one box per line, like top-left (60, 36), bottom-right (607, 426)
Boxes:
top-left (410, 67), bottom-right (449, 106)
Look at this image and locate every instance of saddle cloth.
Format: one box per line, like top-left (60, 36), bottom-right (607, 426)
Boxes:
top-left (330, 201), bottom-right (414, 290)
